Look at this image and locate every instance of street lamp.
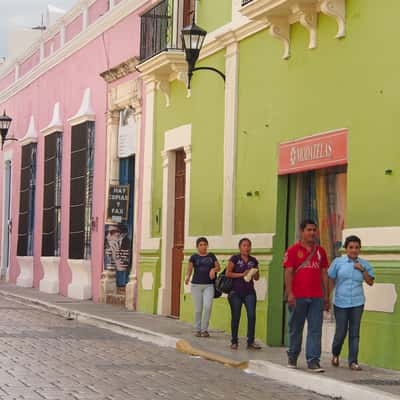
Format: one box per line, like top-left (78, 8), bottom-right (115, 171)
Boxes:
top-left (0, 111), bottom-right (16, 149)
top-left (181, 18), bottom-right (226, 90)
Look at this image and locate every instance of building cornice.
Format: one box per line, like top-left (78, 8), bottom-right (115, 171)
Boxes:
top-left (100, 57), bottom-right (140, 83)
top-left (0, 0), bottom-right (149, 104)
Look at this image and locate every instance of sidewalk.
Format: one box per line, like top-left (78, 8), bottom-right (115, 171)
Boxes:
top-left (0, 282), bottom-right (398, 400)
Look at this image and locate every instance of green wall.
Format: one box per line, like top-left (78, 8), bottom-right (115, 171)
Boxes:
top-left (152, 51), bottom-right (226, 237)
top-left (197, 0), bottom-right (232, 33)
top-left (236, 0), bottom-right (400, 233)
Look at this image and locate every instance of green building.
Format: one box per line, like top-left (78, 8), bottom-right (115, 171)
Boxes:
top-left (137, 0), bottom-right (400, 370)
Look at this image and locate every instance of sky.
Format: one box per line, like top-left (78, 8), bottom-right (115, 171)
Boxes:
top-left (0, 0), bottom-right (77, 57)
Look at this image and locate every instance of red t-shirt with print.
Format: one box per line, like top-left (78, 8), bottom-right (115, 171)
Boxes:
top-left (283, 241), bottom-right (329, 298)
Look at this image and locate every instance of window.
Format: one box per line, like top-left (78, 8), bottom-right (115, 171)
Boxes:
top-left (69, 122), bottom-right (95, 259)
top-left (139, 0), bottom-right (194, 61)
top-left (17, 143), bottom-right (37, 256)
top-left (42, 132), bottom-right (62, 257)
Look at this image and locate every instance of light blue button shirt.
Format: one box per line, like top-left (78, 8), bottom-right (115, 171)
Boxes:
top-left (328, 255), bottom-right (375, 308)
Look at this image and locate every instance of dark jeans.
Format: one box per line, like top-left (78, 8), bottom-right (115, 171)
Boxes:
top-left (287, 297), bottom-right (323, 364)
top-left (332, 305), bottom-right (364, 365)
top-left (228, 291), bottom-right (257, 345)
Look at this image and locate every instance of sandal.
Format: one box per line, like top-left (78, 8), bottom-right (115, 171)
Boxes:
top-left (230, 343), bottom-right (238, 350)
top-left (201, 331), bottom-right (210, 338)
top-left (194, 331), bottom-right (202, 337)
top-left (331, 356), bottom-right (339, 367)
top-left (349, 363), bottom-right (362, 371)
top-left (247, 342), bottom-right (262, 350)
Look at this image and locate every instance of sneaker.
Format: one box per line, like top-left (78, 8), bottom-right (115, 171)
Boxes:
top-left (247, 342), bottom-right (262, 350)
top-left (201, 331), bottom-right (210, 338)
top-left (349, 362), bottom-right (362, 371)
top-left (194, 331), bottom-right (202, 337)
top-left (287, 356), bottom-right (298, 369)
top-left (308, 361), bottom-right (325, 373)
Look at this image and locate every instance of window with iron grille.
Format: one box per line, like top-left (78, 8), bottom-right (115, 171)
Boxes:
top-left (42, 132), bottom-right (62, 257)
top-left (139, 0), bottom-right (194, 61)
top-left (17, 143), bottom-right (37, 256)
top-left (69, 122), bottom-right (95, 260)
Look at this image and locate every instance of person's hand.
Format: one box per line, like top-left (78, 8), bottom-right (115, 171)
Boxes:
top-left (287, 292), bottom-right (296, 307)
top-left (354, 262), bottom-right (365, 272)
top-left (242, 269), bottom-right (250, 278)
top-left (324, 295), bottom-right (330, 311)
top-left (209, 269), bottom-right (216, 280)
top-left (185, 277), bottom-right (190, 285)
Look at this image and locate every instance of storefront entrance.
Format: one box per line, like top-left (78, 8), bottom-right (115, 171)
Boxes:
top-left (267, 129), bottom-right (348, 347)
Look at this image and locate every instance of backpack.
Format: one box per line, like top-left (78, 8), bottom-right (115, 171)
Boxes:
top-left (215, 269), bottom-right (233, 294)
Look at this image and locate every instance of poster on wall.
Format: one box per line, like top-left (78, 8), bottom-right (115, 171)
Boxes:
top-left (107, 184), bottom-right (130, 223)
top-left (118, 108), bottom-right (137, 158)
top-left (104, 223), bottom-right (132, 273)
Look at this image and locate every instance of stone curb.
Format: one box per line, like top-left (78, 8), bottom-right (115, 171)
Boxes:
top-left (0, 289), bottom-right (397, 400)
top-left (247, 360), bottom-right (399, 400)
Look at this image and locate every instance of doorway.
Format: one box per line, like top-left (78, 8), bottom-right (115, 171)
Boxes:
top-left (2, 160), bottom-right (12, 279)
top-left (171, 150), bottom-right (186, 317)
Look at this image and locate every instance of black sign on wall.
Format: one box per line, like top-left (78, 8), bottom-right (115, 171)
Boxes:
top-left (107, 185), bottom-right (130, 223)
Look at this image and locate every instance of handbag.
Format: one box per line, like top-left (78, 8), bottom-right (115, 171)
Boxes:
top-left (213, 278), bottom-right (223, 298)
top-left (215, 268), bottom-right (233, 294)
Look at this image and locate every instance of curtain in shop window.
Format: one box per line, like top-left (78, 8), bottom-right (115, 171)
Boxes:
top-left (299, 169), bottom-right (346, 262)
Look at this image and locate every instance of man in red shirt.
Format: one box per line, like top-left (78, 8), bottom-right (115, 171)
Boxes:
top-left (284, 219), bottom-right (329, 372)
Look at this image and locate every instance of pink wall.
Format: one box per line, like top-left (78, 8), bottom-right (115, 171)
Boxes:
top-left (19, 51), bottom-right (40, 77)
top-left (0, 9), bottom-right (143, 302)
top-left (0, 71), bottom-right (15, 93)
top-left (66, 15), bottom-right (83, 43)
top-left (89, 0), bottom-right (110, 25)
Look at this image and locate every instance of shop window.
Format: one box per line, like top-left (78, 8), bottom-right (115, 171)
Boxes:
top-left (296, 166), bottom-right (347, 261)
top-left (17, 143), bottom-right (37, 256)
top-left (69, 122), bottom-right (95, 259)
top-left (42, 132), bottom-right (62, 257)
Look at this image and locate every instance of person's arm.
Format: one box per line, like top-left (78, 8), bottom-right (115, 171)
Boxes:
top-left (185, 262), bottom-right (194, 285)
top-left (284, 267), bottom-right (296, 307)
top-left (328, 278), bottom-right (336, 298)
top-left (226, 260), bottom-right (248, 279)
top-left (321, 268), bottom-right (330, 311)
top-left (209, 260), bottom-right (221, 280)
top-left (354, 262), bottom-right (374, 286)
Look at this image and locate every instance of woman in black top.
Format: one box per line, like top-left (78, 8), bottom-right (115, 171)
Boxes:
top-left (185, 237), bottom-right (220, 337)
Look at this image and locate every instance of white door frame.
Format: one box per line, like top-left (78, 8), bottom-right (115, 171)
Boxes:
top-left (157, 124), bottom-right (192, 315)
top-left (1, 150), bottom-right (13, 279)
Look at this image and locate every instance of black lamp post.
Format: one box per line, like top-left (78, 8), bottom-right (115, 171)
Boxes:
top-left (0, 111), bottom-right (16, 149)
top-left (181, 18), bottom-right (226, 90)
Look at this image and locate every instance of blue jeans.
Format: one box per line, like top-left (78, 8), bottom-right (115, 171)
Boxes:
top-left (191, 284), bottom-right (214, 332)
top-left (332, 305), bottom-right (364, 365)
top-left (287, 297), bottom-right (323, 364)
top-left (228, 291), bottom-right (257, 345)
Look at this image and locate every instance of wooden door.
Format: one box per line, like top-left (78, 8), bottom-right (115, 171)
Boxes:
top-left (183, 0), bottom-right (195, 26)
top-left (171, 150), bottom-right (186, 317)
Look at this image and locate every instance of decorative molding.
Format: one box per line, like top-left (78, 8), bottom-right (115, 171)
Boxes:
top-left (68, 88), bottom-right (95, 126)
top-left (269, 17), bottom-right (291, 59)
top-left (141, 272), bottom-right (154, 290)
top-left (67, 259), bottom-right (92, 300)
top-left (39, 257), bottom-right (60, 294)
top-left (20, 115), bottom-right (38, 146)
top-left (364, 283), bottom-right (398, 313)
top-left (240, 0), bottom-right (346, 58)
top-left (100, 56), bottom-right (140, 83)
top-left (137, 51), bottom-right (187, 107)
top-left (320, 0), bottom-right (346, 38)
top-left (16, 256), bottom-right (34, 287)
top-left (342, 227), bottom-right (400, 248)
top-left (41, 102), bottom-right (63, 136)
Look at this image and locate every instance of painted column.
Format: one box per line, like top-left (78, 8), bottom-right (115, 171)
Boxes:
top-left (99, 110), bottom-right (119, 303)
top-left (126, 85), bottom-right (143, 310)
top-left (222, 39), bottom-right (239, 240)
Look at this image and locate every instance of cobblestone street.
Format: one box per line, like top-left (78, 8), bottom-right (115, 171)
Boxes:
top-left (0, 297), bottom-right (331, 400)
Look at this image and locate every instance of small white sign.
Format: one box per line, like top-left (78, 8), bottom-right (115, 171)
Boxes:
top-left (118, 108), bottom-right (137, 158)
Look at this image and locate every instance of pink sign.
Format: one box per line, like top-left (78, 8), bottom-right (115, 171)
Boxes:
top-left (278, 129), bottom-right (348, 175)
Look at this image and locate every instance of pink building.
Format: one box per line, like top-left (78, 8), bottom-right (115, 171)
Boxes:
top-left (0, 0), bottom-right (151, 305)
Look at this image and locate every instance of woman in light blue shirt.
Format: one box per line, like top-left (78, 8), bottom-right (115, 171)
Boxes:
top-left (328, 235), bottom-right (375, 371)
